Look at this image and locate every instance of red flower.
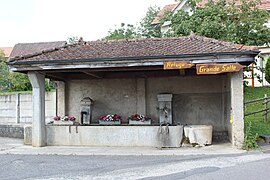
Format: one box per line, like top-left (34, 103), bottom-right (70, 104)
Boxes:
top-left (53, 116), bottom-right (61, 121)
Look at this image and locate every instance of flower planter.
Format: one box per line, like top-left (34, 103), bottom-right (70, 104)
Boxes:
top-left (53, 121), bottom-right (74, 125)
top-left (129, 120), bottom-right (151, 125)
top-left (99, 120), bottom-right (121, 125)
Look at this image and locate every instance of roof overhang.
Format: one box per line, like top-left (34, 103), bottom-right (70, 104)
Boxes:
top-left (8, 51), bottom-right (258, 72)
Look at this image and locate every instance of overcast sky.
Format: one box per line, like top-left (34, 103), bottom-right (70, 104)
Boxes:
top-left (0, 0), bottom-right (175, 47)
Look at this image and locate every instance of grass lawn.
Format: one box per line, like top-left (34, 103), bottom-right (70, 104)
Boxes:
top-left (244, 86), bottom-right (270, 136)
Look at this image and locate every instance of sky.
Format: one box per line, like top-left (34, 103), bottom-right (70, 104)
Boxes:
top-left (0, 0), bottom-right (175, 47)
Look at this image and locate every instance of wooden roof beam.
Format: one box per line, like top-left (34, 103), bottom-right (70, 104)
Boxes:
top-left (80, 71), bottom-right (102, 79)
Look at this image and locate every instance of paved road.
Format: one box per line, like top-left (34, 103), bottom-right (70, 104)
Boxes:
top-left (1, 153), bottom-right (270, 180)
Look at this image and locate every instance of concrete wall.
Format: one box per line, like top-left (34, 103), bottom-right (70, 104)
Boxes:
top-left (0, 92), bottom-right (56, 124)
top-left (66, 75), bottom-right (229, 138)
top-left (25, 125), bottom-right (184, 147)
top-left (0, 124), bottom-right (24, 138)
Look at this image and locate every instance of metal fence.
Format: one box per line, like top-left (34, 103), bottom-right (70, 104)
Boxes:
top-left (244, 94), bottom-right (270, 123)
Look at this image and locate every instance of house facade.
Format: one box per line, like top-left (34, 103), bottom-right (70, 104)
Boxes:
top-left (8, 35), bottom-right (258, 148)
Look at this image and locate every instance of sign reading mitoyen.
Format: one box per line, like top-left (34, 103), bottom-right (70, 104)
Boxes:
top-left (196, 63), bottom-right (245, 74)
top-left (164, 61), bottom-right (194, 70)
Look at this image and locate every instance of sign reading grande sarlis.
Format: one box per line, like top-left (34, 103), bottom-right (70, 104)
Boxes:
top-left (164, 61), bottom-right (194, 70)
top-left (196, 63), bottom-right (245, 75)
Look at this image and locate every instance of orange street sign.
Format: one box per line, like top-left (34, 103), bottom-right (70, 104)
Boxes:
top-left (196, 63), bottom-right (245, 75)
top-left (164, 61), bottom-right (194, 70)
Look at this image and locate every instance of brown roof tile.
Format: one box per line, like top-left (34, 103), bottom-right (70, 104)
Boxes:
top-left (10, 41), bottom-right (66, 59)
top-left (9, 35), bottom-right (258, 63)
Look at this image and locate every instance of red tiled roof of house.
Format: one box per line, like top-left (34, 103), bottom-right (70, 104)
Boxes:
top-left (258, 0), bottom-right (270, 10)
top-left (10, 41), bottom-right (66, 59)
top-left (0, 47), bottom-right (13, 57)
top-left (9, 35), bottom-right (258, 63)
top-left (152, 3), bottom-right (179, 24)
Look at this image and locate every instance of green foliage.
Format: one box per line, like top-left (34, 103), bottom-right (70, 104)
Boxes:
top-left (67, 36), bottom-right (79, 44)
top-left (265, 56), bottom-right (270, 84)
top-left (104, 23), bottom-right (140, 40)
top-left (139, 6), bottom-right (161, 38)
top-left (165, 0), bottom-right (270, 46)
top-left (0, 50), bottom-right (54, 92)
top-left (104, 6), bottom-right (161, 40)
top-left (243, 121), bottom-right (259, 150)
top-left (244, 87), bottom-right (270, 149)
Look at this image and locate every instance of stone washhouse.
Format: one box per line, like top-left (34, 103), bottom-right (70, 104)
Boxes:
top-left (8, 35), bottom-right (259, 148)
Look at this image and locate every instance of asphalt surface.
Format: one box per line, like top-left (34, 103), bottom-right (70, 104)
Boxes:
top-left (1, 153), bottom-right (270, 180)
top-left (1, 137), bottom-right (270, 179)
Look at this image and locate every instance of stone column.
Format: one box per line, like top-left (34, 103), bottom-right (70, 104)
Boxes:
top-left (28, 72), bottom-right (46, 147)
top-left (56, 81), bottom-right (66, 116)
top-left (136, 78), bottom-right (146, 115)
top-left (230, 70), bottom-right (244, 148)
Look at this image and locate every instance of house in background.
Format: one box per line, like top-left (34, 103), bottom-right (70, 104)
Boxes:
top-left (153, 0), bottom-right (270, 87)
top-left (0, 47), bottom-right (13, 59)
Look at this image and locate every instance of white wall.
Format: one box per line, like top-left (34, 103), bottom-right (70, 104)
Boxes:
top-left (0, 92), bottom-right (56, 124)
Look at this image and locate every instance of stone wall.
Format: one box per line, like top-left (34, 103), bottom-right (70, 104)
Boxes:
top-left (66, 75), bottom-right (229, 136)
top-left (0, 124), bottom-right (24, 138)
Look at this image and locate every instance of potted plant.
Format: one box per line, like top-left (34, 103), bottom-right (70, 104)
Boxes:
top-left (128, 114), bottom-right (151, 125)
top-left (99, 114), bottom-right (121, 125)
top-left (53, 115), bottom-right (76, 125)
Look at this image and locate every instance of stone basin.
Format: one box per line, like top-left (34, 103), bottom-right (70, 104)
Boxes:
top-left (184, 125), bottom-right (213, 146)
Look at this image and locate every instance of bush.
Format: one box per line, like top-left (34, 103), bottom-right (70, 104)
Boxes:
top-left (265, 57), bottom-right (270, 84)
top-left (243, 121), bottom-right (259, 150)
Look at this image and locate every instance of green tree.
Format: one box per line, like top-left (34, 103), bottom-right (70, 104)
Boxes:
top-left (67, 36), bottom-right (79, 44)
top-left (265, 56), bottom-right (270, 84)
top-left (139, 6), bottom-right (161, 38)
top-left (0, 50), bottom-right (53, 92)
top-left (104, 6), bottom-right (162, 40)
top-left (0, 50), bottom-right (12, 91)
top-left (164, 0), bottom-right (270, 46)
top-left (104, 23), bottom-right (140, 40)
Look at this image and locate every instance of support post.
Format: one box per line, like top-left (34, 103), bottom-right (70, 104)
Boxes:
top-left (136, 78), bottom-right (146, 115)
top-left (264, 94), bottom-right (267, 124)
top-left (28, 72), bottom-right (46, 147)
top-left (230, 70), bottom-right (244, 148)
top-left (56, 81), bottom-right (66, 116)
top-left (15, 93), bottom-right (20, 123)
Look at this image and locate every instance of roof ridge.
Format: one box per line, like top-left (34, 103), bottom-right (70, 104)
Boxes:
top-left (9, 42), bottom-right (69, 62)
top-left (14, 41), bottom-right (66, 45)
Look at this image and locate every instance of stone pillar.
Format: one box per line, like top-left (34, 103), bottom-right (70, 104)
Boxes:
top-left (56, 81), bottom-right (66, 116)
top-left (136, 78), bottom-right (146, 115)
top-left (15, 93), bottom-right (20, 123)
top-left (28, 72), bottom-right (46, 147)
top-left (230, 70), bottom-right (244, 148)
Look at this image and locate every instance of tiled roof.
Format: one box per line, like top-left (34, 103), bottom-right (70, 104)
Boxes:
top-left (0, 47), bottom-right (13, 57)
top-left (152, 3), bottom-right (179, 24)
top-left (258, 0), bottom-right (270, 10)
top-left (10, 41), bottom-right (66, 59)
top-left (9, 35), bottom-right (258, 63)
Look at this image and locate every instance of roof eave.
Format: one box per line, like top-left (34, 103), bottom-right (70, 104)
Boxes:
top-left (8, 50), bottom-right (259, 66)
